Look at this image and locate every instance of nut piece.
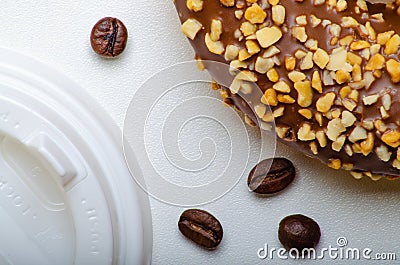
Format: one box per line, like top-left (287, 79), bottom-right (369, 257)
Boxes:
top-left (294, 81), bottom-right (313, 107)
top-left (225, 45), bottom-right (239, 61)
top-left (288, 71), bottom-right (306, 82)
top-left (267, 68), bottom-right (280, 82)
top-left (292, 26), bottom-right (308, 42)
top-left (386, 59), bottom-right (400, 83)
top-left (220, 0), bottom-right (235, 7)
top-left (272, 5), bottom-right (286, 26)
top-left (381, 130), bottom-right (400, 148)
top-left (377, 31), bottom-right (395, 45)
top-left (362, 94), bottom-right (379, 105)
top-left (240, 22), bottom-right (257, 36)
top-left (285, 56), bottom-right (296, 71)
top-left (297, 123), bottom-right (316, 141)
top-left (313, 48), bottom-right (330, 69)
top-left (181, 18), bottom-right (203, 40)
top-left (246, 40), bottom-right (260, 55)
top-left (256, 27), bottom-right (283, 48)
top-left (210, 19), bottom-right (223, 41)
top-left (300, 52), bottom-right (314, 70)
top-left (365, 54), bottom-right (385, 71)
top-left (245, 3), bottom-right (267, 24)
top-left (255, 57), bottom-right (274, 73)
top-left (384, 34), bottom-right (400, 55)
top-left (273, 80), bottom-right (291, 93)
top-left (311, 71), bottom-right (322, 93)
top-left (261, 88), bottom-right (278, 106)
top-left (316, 92), bottom-right (336, 113)
top-left (187, 0), bottom-right (204, 12)
top-left (341, 110), bottom-right (356, 127)
top-left (205, 33), bottom-right (225, 54)
top-left (327, 118), bottom-right (346, 141)
top-left (298, 109), bottom-right (313, 119)
top-left (328, 158), bottom-right (342, 170)
top-left (349, 126), bottom-right (367, 143)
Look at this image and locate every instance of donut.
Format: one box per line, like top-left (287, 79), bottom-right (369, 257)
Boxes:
top-left (174, 0), bottom-right (400, 179)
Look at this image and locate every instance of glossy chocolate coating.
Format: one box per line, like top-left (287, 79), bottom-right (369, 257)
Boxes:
top-left (175, 0), bottom-right (400, 177)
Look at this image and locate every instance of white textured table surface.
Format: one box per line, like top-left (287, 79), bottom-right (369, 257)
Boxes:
top-left (2, 1), bottom-right (400, 264)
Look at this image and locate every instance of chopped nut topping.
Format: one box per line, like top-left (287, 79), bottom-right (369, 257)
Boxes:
top-left (377, 31), bottom-right (394, 45)
top-left (381, 130), bottom-right (400, 148)
top-left (205, 33), bottom-right (224, 54)
top-left (316, 92), bottom-right (336, 113)
top-left (384, 34), bottom-right (400, 55)
top-left (262, 46), bottom-right (281, 58)
top-left (229, 77), bottom-right (242, 94)
top-left (296, 15), bottom-right (308, 26)
top-left (341, 110), bottom-right (356, 127)
top-left (210, 19), bottom-right (223, 41)
top-left (350, 40), bottom-right (371, 51)
top-left (328, 158), bottom-right (341, 170)
top-left (240, 22), bottom-right (257, 36)
top-left (285, 56), bottom-right (296, 71)
top-left (347, 52), bottom-right (362, 66)
top-left (273, 80), bottom-right (291, 93)
top-left (238, 49), bottom-right (252, 61)
top-left (341, 16), bottom-right (359, 28)
top-left (187, 0), bottom-right (204, 12)
top-left (311, 71), bottom-right (323, 93)
top-left (236, 70), bottom-right (258, 81)
top-left (225, 45), bottom-right (239, 61)
top-left (261, 88), bottom-right (278, 106)
top-left (376, 145), bottom-right (392, 162)
top-left (349, 126), bottom-right (367, 143)
top-left (256, 26), bottom-right (283, 48)
top-left (335, 69), bottom-right (351, 84)
top-left (362, 94), bottom-right (379, 105)
top-left (298, 108), bottom-right (313, 119)
top-left (277, 94), bottom-right (296, 104)
top-left (268, 0), bottom-right (279, 5)
top-left (360, 133), bottom-right (374, 156)
top-left (272, 5), bottom-right (286, 26)
top-left (386, 59), bottom-right (400, 83)
top-left (255, 57), bottom-right (274, 73)
top-left (336, 0), bottom-right (347, 11)
top-left (327, 118), bottom-right (346, 141)
top-left (297, 122), bottom-right (316, 141)
top-left (229, 60), bottom-right (247, 73)
top-left (267, 68), bottom-right (280, 82)
top-left (181, 18), bottom-right (203, 40)
top-left (235, 10), bottom-right (244, 20)
top-left (246, 40), bottom-right (260, 55)
top-left (365, 54), bottom-right (385, 71)
top-left (220, 0), bottom-right (235, 6)
top-left (382, 94), bottom-right (392, 111)
top-left (245, 3), bottom-right (267, 24)
top-left (316, 130), bottom-right (327, 147)
top-left (310, 15), bottom-right (322, 27)
top-left (288, 71), bottom-right (306, 82)
top-left (313, 48), bottom-right (330, 69)
top-left (276, 125), bottom-right (294, 140)
top-left (326, 47), bottom-right (347, 71)
top-left (273, 106), bottom-right (285, 117)
top-left (292, 26), bottom-right (308, 42)
top-left (254, 104), bottom-right (267, 118)
top-left (294, 81), bottom-right (313, 107)
top-left (305, 39), bottom-right (318, 51)
top-left (300, 52), bottom-right (314, 70)
top-left (310, 141), bottom-right (318, 154)
top-left (339, 35), bottom-right (354, 46)
top-left (380, 106), bottom-right (389, 119)
top-left (332, 135), bottom-right (346, 151)
top-left (313, 0), bottom-right (325, 6)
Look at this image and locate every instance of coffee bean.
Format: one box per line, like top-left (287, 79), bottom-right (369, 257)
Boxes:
top-left (178, 209), bottom-right (223, 249)
top-left (90, 17), bottom-right (128, 57)
top-left (247, 158), bottom-right (295, 194)
top-left (278, 214), bottom-right (321, 251)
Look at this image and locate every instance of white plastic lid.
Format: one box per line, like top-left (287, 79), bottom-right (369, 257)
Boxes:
top-left (0, 48), bottom-right (152, 264)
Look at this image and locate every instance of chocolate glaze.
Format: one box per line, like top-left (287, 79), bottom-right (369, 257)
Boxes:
top-left (175, 0), bottom-right (400, 176)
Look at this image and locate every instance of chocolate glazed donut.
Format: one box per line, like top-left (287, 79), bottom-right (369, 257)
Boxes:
top-left (175, 0), bottom-right (400, 179)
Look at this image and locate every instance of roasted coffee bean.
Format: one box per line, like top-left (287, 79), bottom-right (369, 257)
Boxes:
top-left (247, 158), bottom-right (295, 194)
top-left (178, 209), bottom-right (223, 249)
top-left (278, 214), bottom-right (321, 251)
top-left (90, 17), bottom-right (128, 57)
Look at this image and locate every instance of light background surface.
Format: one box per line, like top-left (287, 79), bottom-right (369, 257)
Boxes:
top-left (1, 1), bottom-right (400, 264)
